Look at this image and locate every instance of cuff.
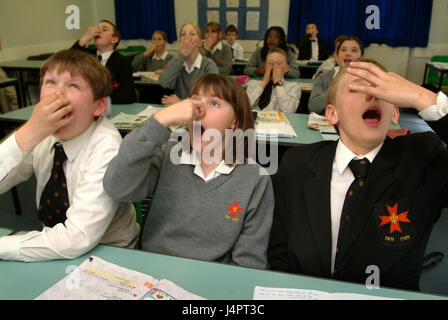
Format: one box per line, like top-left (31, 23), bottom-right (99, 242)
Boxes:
top-left (418, 92), bottom-right (448, 121)
top-left (0, 235), bottom-right (22, 261)
top-left (0, 133), bottom-right (27, 180)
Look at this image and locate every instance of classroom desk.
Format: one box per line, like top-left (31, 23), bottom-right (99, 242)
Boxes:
top-left (422, 62), bottom-right (448, 92)
top-left (0, 104), bottom-right (323, 147)
top-left (0, 244), bottom-right (445, 300)
top-left (0, 60), bottom-right (43, 107)
top-left (0, 78), bottom-right (22, 109)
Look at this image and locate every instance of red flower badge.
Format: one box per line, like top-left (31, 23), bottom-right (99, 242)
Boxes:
top-left (218, 57), bottom-right (223, 62)
top-left (112, 81), bottom-right (120, 90)
top-left (225, 201), bottom-right (243, 222)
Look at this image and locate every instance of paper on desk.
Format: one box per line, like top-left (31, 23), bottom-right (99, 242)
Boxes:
top-left (35, 256), bottom-right (204, 300)
top-left (255, 111), bottom-right (297, 138)
top-left (253, 286), bottom-right (400, 300)
top-left (133, 71), bottom-right (160, 81)
top-left (308, 112), bottom-right (336, 131)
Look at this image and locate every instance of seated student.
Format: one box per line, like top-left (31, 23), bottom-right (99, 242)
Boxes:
top-left (225, 24), bottom-right (244, 60)
top-left (313, 35), bottom-right (347, 80)
top-left (244, 26), bottom-right (300, 78)
top-left (159, 22), bottom-right (218, 106)
top-left (268, 60), bottom-right (448, 291)
top-left (308, 36), bottom-right (364, 114)
top-left (0, 67), bottom-right (19, 113)
top-left (131, 30), bottom-right (174, 75)
top-left (103, 74), bottom-right (274, 269)
top-left (296, 22), bottom-right (329, 61)
top-left (246, 48), bottom-right (301, 113)
top-left (0, 49), bottom-right (138, 262)
top-left (71, 20), bottom-right (135, 104)
top-left (203, 22), bottom-right (233, 75)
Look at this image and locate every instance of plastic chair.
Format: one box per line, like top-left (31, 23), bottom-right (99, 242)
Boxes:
top-left (427, 55), bottom-right (448, 87)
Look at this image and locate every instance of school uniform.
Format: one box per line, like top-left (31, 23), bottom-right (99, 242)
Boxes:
top-left (268, 93), bottom-right (448, 291)
top-left (229, 41), bottom-right (244, 60)
top-left (296, 36), bottom-right (329, 61)
top-left (308, 68), bottom-right (337, 115)
top-left (244, 47), bottom-right (301, 79)
top-left (131, 51), bottom-right (174, 72)
top-left (203, 41), bottom-right (233, 75)
top-left (71, 42), bottom-right (136, 104)
top-left (246, 79), bottom-right (302, 113)
top-left (0, 117), bottom-right (138, 261)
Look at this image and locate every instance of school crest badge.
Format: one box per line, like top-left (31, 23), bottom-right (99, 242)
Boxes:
top-left (376, 201), bottom-right (415, 248)
top-left (225, 201), bottom-right (243, 222)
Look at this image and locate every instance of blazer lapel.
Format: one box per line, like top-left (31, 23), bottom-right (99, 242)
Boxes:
top-left (338, 138), bottom-right (399, 262)
top-left (304, 143), bottom-right (337, 276)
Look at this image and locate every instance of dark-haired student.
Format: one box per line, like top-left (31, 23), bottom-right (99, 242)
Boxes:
top-left (268, 60), bottom-right (448, 291)
top-left (71, 20), bottom-right (135, 104)
top-left (244, 26), bottom-right (300, 78)
top-left (296, 22), bottom-right (329, 61)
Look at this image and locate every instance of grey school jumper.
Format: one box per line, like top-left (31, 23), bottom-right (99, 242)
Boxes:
top-left (131, 52), bottom-right (174, 72)
top-left (203, 42), bottom-right (233, 75)
top-left (159, 53), bottom-right (219, 99)
top-left (308, 68), bottom-right (336, 115)
top-left (103, 117), bottom-right (274, 269)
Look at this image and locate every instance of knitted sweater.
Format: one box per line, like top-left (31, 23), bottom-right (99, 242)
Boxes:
top-left (131, 52), bottom-right (174, 72)
top-left (103, 117), bottom-right (274, 269)
top-left (159, 53), bottom-right (219, 99)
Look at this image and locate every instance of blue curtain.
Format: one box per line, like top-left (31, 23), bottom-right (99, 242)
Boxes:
top-left (288, 0), bottom-right (433, 52)
top-left (114, 0), bottom-right (177, 42)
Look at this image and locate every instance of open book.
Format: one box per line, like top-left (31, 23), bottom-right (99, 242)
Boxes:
top-left (110, 105), bottom-right (160, 129)
top-left (36, 256), bottom-right (204, 300)
top-left (254, 111), bottom-right (297, 138)
top-left (133, 71), bottom-right (160, 81)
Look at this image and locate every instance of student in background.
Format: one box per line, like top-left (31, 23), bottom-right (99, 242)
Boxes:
top-left (132, 30), bottom-right (174, 75)
top-left (296, 22), bottom-right (329, 61)
top-left (203, 22), bottom-right (233, 75)
top-left (308, 36), bottom-right (364, 114)
top-left (244, 26), bottom-right (300, 78)
top-left (225, 25), bottom-right (244, 60)
top-left (71, 20), bottom-right (135, 104)
top-left (0, 67), bottom-right (19, 113)
top-left (159, 22), bottom-right (218, 106)
top-left (268, 60), bottom-right (448, 291)
top-left (104, 74), bottom-right (274, 269)
top-left (313, 35), bottom-right (348, 79)
top-left (0, 50), bottom-right (138, 262)
top-left (246, 48), bottom-right (301, 113)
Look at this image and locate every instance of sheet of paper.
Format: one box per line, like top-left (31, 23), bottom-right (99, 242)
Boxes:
top-left (226, 11), bottom-right (238, 28)
top-left (207, 0), bottom-right (220, 8)
top-left (247, 0), bottom-right (260, 7)
top-left (36, 256), bottom-right (205, 300)
top-left (253, 286), bottom-right (401, 300)
top-left (137, 105), bottom-right (160, 117)
top-left (207, 10), bottom-right (220, 23)
top-left (246, 11), bottom-right (260, 31)
top-left (308, 112), bottom-right (335, 130)
top-left (226, 0), bottom-right (239, 8)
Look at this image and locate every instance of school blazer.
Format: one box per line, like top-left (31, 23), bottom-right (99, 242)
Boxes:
top-left (296, 36), bottom-right (329, 61)
top-left (71, 42), bottom-right (136, 104)
top-left (268, 115), bottom-right (448, 291)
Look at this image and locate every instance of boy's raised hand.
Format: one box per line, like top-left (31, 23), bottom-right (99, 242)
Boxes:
top-left (272, 64), bottom-right (284, 84)
top-left (15, 94), bottom-right (73, 152)
top-left (347, 62), bottom-right (437, 112)
top-left (79, 26), bottom-right (100, 47)
top-left (261, 64), bottom-right (273, 88)
top-left (154, 98), bottom-right (203, 128)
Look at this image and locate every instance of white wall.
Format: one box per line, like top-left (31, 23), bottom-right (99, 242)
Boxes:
top-left (1, 0), bottom-right (447, 83)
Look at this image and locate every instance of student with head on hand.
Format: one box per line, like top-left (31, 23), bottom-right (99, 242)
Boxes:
top-left (246, 48), bottom-right (301, 113)
top-left (203, 22), bottom-right (233, 75)
top-left (132, 30), bottom-right (174, 75)
top-left (103, 74), bottom-right (274, 269)
top-left (268, 60), bottom-right (448, 291)
top-left (308, 35), bottom-right (364, 114)
top-left (159, 22), bottom-right (218, 106)
top-left (71, 20), bottom-right (135, 104)
top-left (0, 49), bottom-right (138, 262)
top-left (225, 25), bottom-right (244, 60)
top-left (313, 34), bottom-right (347, 80)
top-left (244, 26), bottom-right (300, 78)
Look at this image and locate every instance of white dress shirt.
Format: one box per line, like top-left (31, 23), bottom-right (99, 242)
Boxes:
top-left (183, 53), bottom-right (202, 74)
top-left (230, 42), bottom-right (244, 60)
top-left (179, 150), bottom-right (235, 182)
top-left (329, 91), bottom-right (448, 272)
top-left (311, 38), bottom-right (319, 61)
top-left (0, 117), bottom-right (138, 261)
top-left (97, 50), bottom-right (113, 66)
top-left (246, 79), bottom-right (302, 113)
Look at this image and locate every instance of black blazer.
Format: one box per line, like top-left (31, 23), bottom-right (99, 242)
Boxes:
top-left (268, 115), bottom-right (448, 291)
top-left (296, 36), bottom-right (329, 61)
top-left (71, 42), bottom-right (136, 104)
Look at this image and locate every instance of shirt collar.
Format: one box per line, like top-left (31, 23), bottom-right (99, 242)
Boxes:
top-left (333, 66), bottom-right (340, 78)
top-left (183, 53), bottom-right (202, 73)
top-left (211, 41), bottom-right (223, 54)
top-left (179, 150), bottom-right (235, 181)
top-left (334, 140), bottom-right (382, 175)
top-left (154, 51), bottom-right (168, 61)
top-left (50, 119), bottom-right (99, 162)
top-left (97, 50), bottom-right (113, 64)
